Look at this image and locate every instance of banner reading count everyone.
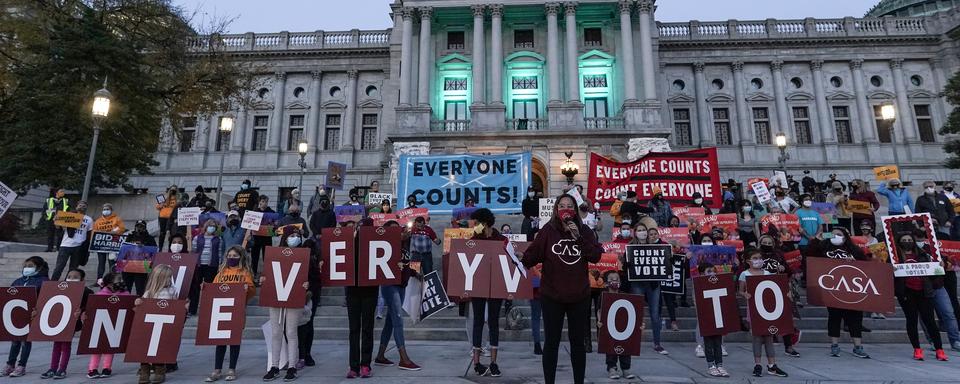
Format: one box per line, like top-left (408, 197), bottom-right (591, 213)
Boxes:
top-left (587, 148), bottom-right (721, 210)
top-left (396, 152), bottom-right (532, 214)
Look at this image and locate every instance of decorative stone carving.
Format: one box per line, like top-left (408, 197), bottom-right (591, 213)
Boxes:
top-left (489, 4), bottom-right (503, 17)
top-left (471, 4), bottom-right (485, 17)
top-left (849, 59), bottom-right (864, 70)
top-left (545, 2), bottom-right (561, 15)
top-left (693, 61), bottom-right (705, 73)
top-left (636, 0), bottom-right (653, 14)
top-left (418, 7), bottom-right (432, 20)
top-left (889, 58), bottom-right (903, 69)
top-left (731, 61), bottom-right (743, 72)
top-left (627, 138), bottom-right (672, 161)
top-left (810, 60), bottom-right (824, 71)
top-left (618, 0), bottom-right (632, 14)
top-left (389, 142), bottom-right (430, 185)
top-left (770, 60), bottom-right (783, 71)
top-left (347, 69), bottom-right (358, 79)
top-left (311, 70), bottom-right (322, 80)
top-left (564, 2), bottom-right (577, 15)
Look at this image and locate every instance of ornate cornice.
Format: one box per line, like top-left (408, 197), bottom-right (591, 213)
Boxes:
top-left (471, 4), bottom-right (486, 17)
top-left (849, 59), bottom-right (864, 70)
top-left (545, 2), bottom-right (561, 16)
top-left (889, 58), bottom-right (903, 70)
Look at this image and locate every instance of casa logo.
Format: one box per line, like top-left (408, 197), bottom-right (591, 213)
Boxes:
top-left (376, 227), bottom-right (386, 236)
top-left (708, 275), bottom-right (719, 284)
top-left (466, 240), bottom-right (477, 249)
top-left (767, 325), bottom-right (779, 335)
top-left (333, 228), bottom-right (342, 236)
top-left (614, 345), bottom-right (625, 355)
top-left (171, 253), bottom-right (182, 262)
top-left (282, 248), bottom-right (294, 257)
top-left (218, 284), bottom-right (231, 293)
top-left (6, 287), bottom-right (18, 295)
top-left (157, 300), bottom-right (169, 309)
top-left (107, 295), bottom-right (120, 304)
top-left (550, 239), bottom-right (581, 256)
top-left (57, 282), bottom-right (69, 290)
top-left (817, 265), bottom-right (879, 305)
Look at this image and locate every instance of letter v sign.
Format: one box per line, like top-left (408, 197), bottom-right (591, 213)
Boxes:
top-left (259, 247), bottom-right (309, 308)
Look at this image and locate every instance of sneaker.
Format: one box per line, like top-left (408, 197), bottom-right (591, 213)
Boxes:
top-left (716, 366), bottom-right (730, 377)
top-left (99, 369), bottom-right (112, 378)
top-left (767, 364), bottom-right (788, 377)
top-left (304, 356), bottom-right (316, 367)
top-left (670, 320), bottom-right (679, 331)
top-left (263, 367), bottom-right (281, 381)
top-left (936, 349), bottom-right (949, 361)
top-left (482, 347), bottom-right (491, 357)
top-left (621, 369), bottom-right (637, 379)
top-left (10, 366), bottom-right (25, 377)
top-left (2, 364), bottom-right (14, 377)
top-left (785, 348), bottom-right (801, 357)
top-left (87, 370), bottom-right (100, 379)
top-left (721, 345), bottom-right (728, 356)
top-left (695, 344), bottom-right (705, 358)
top-left (295, 359), bottom-right (305, 370)
top-left (752, 364), bottom-right (763, 377)
top-left (53, 371), bottom-right (66, 380)
top-left (914, 348), bottom-right (925, 361)
top-left (398, 361), bottom-right (421, 371)
top-left (41, 369), bottom-right (56, 379)
top-left (853, 346), bottom-right (870, 359)
top-left (654, 345), bottom-right (669, 355)
top-left (830, 344), bottom-right (841, 357)
top-left (534, 342), bottom-right (543, 356)
top-left (488, 363), bottom-right (501, 377)
top-left (474, 362), bottom-right (489, 376)
top-left (374, 357), bottom-right (394, 367)
top-left (608, 367), bottom-right (621, 379)
top-left (708, 366), bottom-right (722, 377)
top-left (872, 313), bottom-right (886, 319)
top-left (283, 368), bottom-right (297, 381)
top-left (345, 369), bottom-right (358, 379)
top-left (359, 366), bottom-right (371, 378)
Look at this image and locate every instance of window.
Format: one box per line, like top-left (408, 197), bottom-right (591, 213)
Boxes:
top-left (832, 106), bottom-right (853, 143)
top-left (584, 98), bottom-right (609, 129)
top-left (443, 77), bottom-right (467, 91)
top-left (830, 76), bottom-right (843, 88)
top-left (324, 114), bottom-right (341, 150)
top-left (215, 117), bottom-right (231, 151)
top-left (870, 76), bottom-right (883, 87)
top-left (792, 107), bottom-right (812, 144)
top-left (873, 105), bottom-right (893, 143)
top-left (512, 99), bottom-right (539, 130)
top-left (790, 77), bottom-right (803, 89)
top-left (443, 101), bottom-right (468, 130)
top-left (711, 79), bottom-right (724, 90)
top-left (673, 108), bottom-right (692, 146)
top-left (179, 117), bottom-right (196, 152)
top-left (713, 108), bottom-right (731, 145)
top-left (512, 76), bottom-right (538, 90)
top-left (514, 29), bottom-right (534, 48)
top-left (911, 75), bottom-right (923, 87)
top-left (361, 114), bottom-right (378, 150)
top-left (672, 80), bottom-right (685, 91)
top-left (251, 115), bottom-right (268, 151)
top-left (752, 107), bottom-right (771, 144)
top-left (584, 28), bottom-right (602, 46)
top-left (447, 31), bottom-right (464, 50)
top-left (915, 104), bottom-right (935, 142)
top-left (582, 74), bottom-right (608, 88)
top-left (287, 115), bottom-right (305, 151)
top-left (750, 78), bottom-right (763, 90)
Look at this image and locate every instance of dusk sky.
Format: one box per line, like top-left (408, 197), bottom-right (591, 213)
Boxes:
top-left (172, 0), bottom-right (880, 34)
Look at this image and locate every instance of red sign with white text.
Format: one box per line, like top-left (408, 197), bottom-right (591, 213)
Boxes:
top-left (152, 252), bottom-right (199, 300)
top-left (259, 247), bottom-right (309, 308)
top-left (0, 287), bottom-right (37, 341)
top-left (357, 226), bottom-right (403, 287)
top-left (446, 239), bottom-right (497, 299)
top-left (806, 257), bottom-right (895, 313)
top-left (693, 274), bottom-right (741, 337)
top-left (597, 292), bottom-right (645, 356)
top-left (746, 274), bottom-right (795, 337)
top-left (195, 283), bottom-right (247, 346)
top-left (124, 299), bottom-right (187, 364)
top-left (28, 281), bottom-right (85, 342)
top-left (697, 214), bottom-right (739, 240)
top-left (588, 149), bottom-right (722, 210)
top-left (320, 227), bottom-right (356, 287)
top-left (488, 252), bottom-right (534, 300)
top-left (77, 294), bottom-right (136, 354)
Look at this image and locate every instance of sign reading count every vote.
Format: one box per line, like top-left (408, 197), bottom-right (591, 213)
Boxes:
top-left (396, 152), bottom-right (532, 214)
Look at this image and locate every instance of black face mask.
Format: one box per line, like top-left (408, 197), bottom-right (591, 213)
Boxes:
top-left (900, 241), bottom-right (915, 250)
top-left (946, 187), bottom-right (954, 192)
top-left (760, 244), bottom-right (774, 252)
top-left (229, 219), bottom-right (240, 226)
top-left (290, 212), bottom-right (300, 217)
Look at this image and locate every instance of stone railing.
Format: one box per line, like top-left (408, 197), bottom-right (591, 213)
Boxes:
top-left (657, 16), bottom-right (933, 41)
top-left (430, 120), bottom-right (469, 132)
top-left (187, 29), bottom-right (391, 52)
top-left (508, 118), bottom-right (547, 131)
top-left (584, 117), bottom-right (625, 130)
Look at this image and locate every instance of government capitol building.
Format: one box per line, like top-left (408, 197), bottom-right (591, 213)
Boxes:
top-left (52, 0), bottom-right (960, 216)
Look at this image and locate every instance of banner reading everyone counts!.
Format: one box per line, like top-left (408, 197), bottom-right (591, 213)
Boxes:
top-left (396, 152), bottom-right (532, 214)
top-left (588, 148), bottom-right (721, 210)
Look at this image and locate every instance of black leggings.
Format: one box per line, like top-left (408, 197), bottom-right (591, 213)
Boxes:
top-left (541, 296), bottom-right (590, 384)
top-left (945, 271), bottom-right (960, 335)
top-left (346, 290), bottom-right (377, 372)
top-left (703, 335), bottom-right (723, 366)
top-left (899, 289), bottom-right (942, 349)
top-left (250, 236), bottom-right (270, 276)
top-left (471, 298), bottom-right (503, 348)
top-left (214, 345), bottom-right (240, 370)
top-left (827, 307), bottom-right (863, 338)
top-left (122, 273), bottom-right (148, 296)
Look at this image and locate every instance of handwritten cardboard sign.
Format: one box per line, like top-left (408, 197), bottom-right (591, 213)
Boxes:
top-left (873, 165), bottom-right (899, 181)
top-left (53, 211), bottom-right (85, 229)
top-left (177, 207), bottom-right (201, 226)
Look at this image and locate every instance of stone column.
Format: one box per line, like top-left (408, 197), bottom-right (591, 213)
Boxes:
top-left (471, 5), bottom-right (486, 105)
top-left (342, 70), bottom-right (358, 150)
top-left (417, 7), bottom-right (433, 107)
top-left (891, 59), bottom-right (918, 142)
top-left (399, 7), bottom-right (415, 106)
top-left (930, 58), bottom-right (951, 119)
top-left (230, 106), bottom-right (247, 151)
top-left (693, 62), bottom-right (715, 146)
top-left (617, 0), bottom-right (638, 103)
top-left (850, 59), bottom-right (878, 143)
top-left (731, 61), bottom-right (754, 145)
top-left (308, 70), bottom-right (323, 152)
top-left (490, 4), bottom-right (504, 105)
top-left (810, 60), bottom-right (836, 143)
top-left (564, 2), bottom-right (580, 104)
top-left (637, 0), bottom-right (657, 101)
top-left (267, 72), bottom-right (286, 151)
top-left (770, 60), bottom-right (791, 138)
top-left (546, 2), bottom-right (562, 104)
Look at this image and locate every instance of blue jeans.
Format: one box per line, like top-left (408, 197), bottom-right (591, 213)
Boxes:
top-left (379, 285), bottom-right (406, 347)
top-left (531, 298), bottom-right (542, 344)
top-left (629, 282), bottom-right (662, 345)
top-left (930, 287), bottom-right (960, 344)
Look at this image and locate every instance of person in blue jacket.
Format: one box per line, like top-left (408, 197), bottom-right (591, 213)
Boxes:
top-left (3, 256), bottom-right (49, 377)
top-left (876, 178), bottom-right (914, 215)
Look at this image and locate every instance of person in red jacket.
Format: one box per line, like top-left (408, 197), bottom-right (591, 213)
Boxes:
top-left (522, 194), bottom-right (603, 384)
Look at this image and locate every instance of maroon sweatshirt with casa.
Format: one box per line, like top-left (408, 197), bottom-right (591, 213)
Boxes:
top-left (522, 220), bottom-right (603, 303)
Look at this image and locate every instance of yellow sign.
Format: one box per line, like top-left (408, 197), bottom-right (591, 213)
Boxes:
top-left (442, 228), bottom-right (475, 254)
top-left (847, 200), bottom-right (873, 216)
top-left (868, 243), bottom-right (889, 264)
top-left (53, 211), bottom-right (85, 229)
top-left (873, 165), bottom-right (899, 181)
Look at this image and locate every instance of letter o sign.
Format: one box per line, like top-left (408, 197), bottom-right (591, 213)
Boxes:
top-left (606, 299), bottom-right (636, 341)
top-left (40, 295), bottom-right (72, 336)
top-left (754, 280), bottom-right (783, 321)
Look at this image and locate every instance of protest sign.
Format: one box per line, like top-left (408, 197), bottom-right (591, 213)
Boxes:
top-left (625, 244), bottom-right (672, 281)
top-left (717, 240), bottom-right (744, 253)
top-left (539, 198), bottom-right (556, 228)
top-left (446, 239), bottom-right (496, 299)
top-left (746, 177), bottom-right (769, 191)
top-left (673, 207), bottom-right (705, 227)
top-left (588, 148), bottom-right (721, 210)
top-left (275, 223), bottom-right (303, 237)
top-left (602, 242), bottom-right (627, 255)
top-left (28, 281), bottom-right (85, 342)
top-left (326, 161), bottom-right (347, 190)
top-left (176, 207), bottom-right (201, 226)
top-left (752, 181), bottom-right (772, 204)
top-left (696, 214), bottom-right (738, 239)
top-left (155, 194), bottom-right (165, 205)
top-left (251, 212), bottom-right (281, 236)
top-left (771, 171), bottom-right (788, 189)
top-left (76, 294), bottom-right (136, 355)
top-left (505, 234), bottom-right (527, 243)
top-left (358, 226), bottom-right (403, 286)
top-left (199, 212), bottom-right (226, 228)
top-left (124, 299), bottom-right (187, 364)
top-left (783, 250), bottom-right (802, 272)
top-left (442, 228), bottom-right (474, 254)
top-left (658, 227), bottom-right (691, 247)
top-left (951, 199), bottom-right (960, 214)
top-left (940, 240), bottom-right (960, 264)
top-left (88, 232), bottom-right (128, 253)
top-left (195, 283), bottom-right (247, 346)
top-left (367, 193), bottom-right (393, 206)
top-left (746, 274), bottom-right (795, 337)
top-left (334, 205), bottom-right (366, 224)
top-left (847, 200), bottom-right (873, 216)
top-left (369, 213), bottom-right (399, 227)
top-left (259, 247), bottom-right (310, 308)
top-left (489, 249), bottom-right (533, 300)
top-left (693, 274), bottom-right (741, 336)
top-left (806, 258), bottom-right (895, 313)
top-left (868, 243), bottom-right (890, 263)
top-left (146, 219), bottom-right (160, 236)
top-left (688, 245), bottom-right (737, 277)
top-left (0, 286), bottom-right (36, 341)
top-left (759, 214), bottom-right (800, 242)
top-left (660, 255), bottom-right (686, 295)
top-left (589, 253), bottom-right (622, 289)
top-left (115, 243), bottom-right (158, 274)
top-left (882, 213), bottom-right (944, 277)
top-left (240, 210), bottom-right (262, 230)
top-left (419, 271), bottom-right (450, 322)
top-left (0, 181), bottom-right (17, 218)
top-left (396, 208), bottom-right (429, 226)
top-left (597, 293), bottom-right (645, 356)
top-left (53, 211), bottom-right (85, 229)
top-left (153, 252), bottom-right (199, 300)
top-left (396, 152), bottom-right (532, 214)
top-left (811, 202), bottom-right (838, 225)
top-left (320, 227), bottom-right (356, 287)
top-left (873, 165), bottom-right (899, 181)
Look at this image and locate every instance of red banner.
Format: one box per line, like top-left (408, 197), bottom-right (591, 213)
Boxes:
top-left (597, 292), bottom-right (645, 356)
top-left (446, 239), bottom-right (496, 299)
top-left (358, 226), bottom-right (403, 287)
top-left (602, 242), bottom-right (627, 255)
top-left (745, 274), bottom-right (795, 337)
top-left (693, 274), bottom-right (741, 337)
top-left (0, 286), bottom-right (37, 341)
top-left (941, 240), bottom-right (960, 264)
top-left (195, 283), bottom-right (247, 346)
top-left (658, 228), bottom-right (691, 248)
top-left (28, 281), bottom-right (85, 342)
top-left (717, 240), bottom-right (744, 253)
top-left (396, 208), bottom-right (429, 226)
top-left (806, 258), bottom-right (895, 313)
top-left (76, 294), bottom-right (136, 355)
top-left (587, 148), bottom-right (722, 210)
top-left (369, 213), bottom-right (398, 227)
top-left (152, 252), bottom-right (199, 300)
top-left (259, 247), bottom-right (310, 308)
top-left (321, 227), bottom-right (356, 287)
top-left (696, 214), bottom-right (739, 240)
top-left (759, 214), bottom-right (800, 242)
top-left (124, 299), bottom-right (187, 364)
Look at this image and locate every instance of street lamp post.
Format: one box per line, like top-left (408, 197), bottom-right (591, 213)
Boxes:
top-left (215, 116), bottom-right (234, 210)
top-left (81, 79), bottom-right (112, 202)
top-left (880, 103), bottom-right (902, 175)
top-left (775, 132), bottom-right (790, 173)
top-left (297, 139), bottom-right (309, 201)
top-left (560, 151), bottom-right (580, 185)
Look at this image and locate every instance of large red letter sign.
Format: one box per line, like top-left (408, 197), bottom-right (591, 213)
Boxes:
top-left (446, 239), bottom-right (494, 299)
top-left (124, 299), bottom-right (187, 364)
top-left (358, 226), bottom-right (402, 286)
top-left (321, 227), bottom-right (356, 287)
top-left (693, 274), bottom-right (741, 336)
top-left (259, 247), bottom-right (309, 308)
top-left (489, 253), bottom-right (533, 300)
top-left (153, 252), bottom-right (199, 300)
top-left (0, 287), bottom-right (37, 341)
top-left (746, 274), bottom-right (795, 337)
top-left (77, 294), bottom-right (136, 354)
top-left (28, 281), bottom-right (84, 342)
top-left (806, 257), bottom-right (895, 313)
top-left (196, 283), bottom-right (247, 345)
top-left (597, 292), bottom-right (645, 356)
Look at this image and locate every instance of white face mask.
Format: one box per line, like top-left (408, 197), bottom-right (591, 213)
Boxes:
top-left (701, 241), bottom-right (714, 246)
top-left (830, 236), bottom-right (844, 246)
top-left (751, 259), bottom-right (764, 269)
top-left (102, 210), bottom-right (112, 216)
top-left (22, 267), bottom-right (37, 277)
top-left (802, 201), bottom-right (813, 208)
top-left (694, 198), bottom-right (703, 204)
top-left (527, 192), bottom-right (535, 198)
top-left (169, 243), bottom-right (184, 253)
top-left (287, 236), bottom-right (302, 247)
top-left (620, 230), bottom-right (632, 238)
top-left (66, 278), bottom-right (81, 282)
top-left (925, 187), bottom-right (936, 194)
top-left (742, 206), bottom-right (752, 212)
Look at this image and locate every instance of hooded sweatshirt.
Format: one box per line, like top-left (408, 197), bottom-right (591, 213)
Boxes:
top-left (93, 214), bottom-right (125, 234)
top-left (522, 211), bottom-right (603, 303)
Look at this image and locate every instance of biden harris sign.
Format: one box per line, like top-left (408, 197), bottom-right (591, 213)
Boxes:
top-left (396, 153), bottom-right (532, 214)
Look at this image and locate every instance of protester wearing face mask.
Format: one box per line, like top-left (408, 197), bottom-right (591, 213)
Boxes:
top-left (86, 271), bottom-right (129, 379)
top-left (279, 188), bottom-right (302, 217)
top-left (915, 180), bottom-right (955, 235)
top-left (691, 192), bottom-right (713, 215)
top-left (188, 185), bottom-right (214, 209)
top-left (44, 189), bottom-right (70, 252)
top-left (943, 182), bottom-right (958, 201)
top-left (522, 186), bottom-right (539, 240)
top-left (757, 234), bottom-right (801, 357)
top-left (893, 233), bottom-right (950, 361)
top-left (738, 249), bottom-right (789, 378)
top-left (115, 221), bottom-right (159, 296)
top-left (848, 180), bottom-right (880, 235)
top-left (808, 227), bottom-right (871, 358)
top-left (597, 270), bottom-right (638, 380)
top-left (648, 187), bottom-right (673, 228)
top-left (3, 256), bottom-right (49, 377)
top-left (404, 194), bottom-right (418, 209)
top-left (309, 193), bottom-right (337, 235)
top-left (242, 195), bottom-right (275, 279)
top-left (795, 194), bottom-right (824, 259)
top-left (232, 179), bottom-right (259, 214)
top-left (188, 219), bottom-right (223, 316)
top-left (155, 186), bottom-right (179, 250)
top-left (221, 210), bottom-right (246, 252)
top-left (465, 208), bottom-right (508, 377)
top-left (773, 188), bottom-right (799, 214)
top-left (343, 219), bottom-right (380, 379)
top-left (277, 203), bottom-right (311, 238)
top-left (261, 229), bottom-right (311, 381)
top-left (92, 203), bottom-right (125, 281)
top-left (828, 181), bottom-right (852, 231)
top-left (41, 268), bottom-right (93, 380)
top-left (52, 200), bottom-right (94, 281)
top-left (626, 222), bottom-right (670, 355)
top-left (876, 178), bottom-right (914, 216)
top-left (206, 246), bottom-right (255, 382)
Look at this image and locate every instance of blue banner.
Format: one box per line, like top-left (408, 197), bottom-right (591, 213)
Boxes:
top-left (396, 152), bottom-right (532, 214)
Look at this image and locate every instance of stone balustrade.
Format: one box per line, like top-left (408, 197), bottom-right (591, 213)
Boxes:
top-left (187, 29), bottom-right (391, 51)
top-left (657, 16), bottom-right (932, 41)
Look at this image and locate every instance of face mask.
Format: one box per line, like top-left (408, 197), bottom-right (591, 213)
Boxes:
top-left (802, 201), bottom-right (813, 208)
top-left (751, 259), bottom-right (764, 269)
top-left (527, 192), bottom-right (535, 198)
top-left (170, 243), bottom-right (184, 253)
top-left (694, 198), bottom-right (703, 204)
top-left (241, 184), bottom-right (249, 190)
top-left (557, 208), bottom-right (577, 222)
top-left (226, 257), bottom-right (240, 267)
top-left (946, 187), bottom-right (954, 192)
top-left (320, 200), bottom-right (330, 208)
top-left (206, 226), bottom-right (217, 234)
top-left (860, 228), bottom-right (872, 234)
top-left (830, 235), bottom-right (844, 246)
top-left (891, 184), bottom-right (901, 189)
top-left (834, 188), bottom-right (842, 192)
top-left (621, 230), bottom-right (632, 238)
top-left (22, 267), bottom-right (37, 277)
top-left (229, 219), bottom-right (239, 226)
top-left (102, 210), bottom-right (112, 216)
top-left (705, 270), bottom-right (717, 276)
top-left (66, 278), bottom-right (80, 282)
top-left (635, 231), bottom-right (648, 240)
top-left (701, 241), bottom-right (714, 246)
top-left (900, 241), bottom-right (915, 249)
top-left (742, 206), bottom-right (753, 212)
top-left (925, 187), bottom-right (936, 194)
top-left (473, 223), bottom-right (486, 235)
top-left (287, 236), bottom-right (302, 247)
top-left (290, 211), bottom-right (301, 217)
top-left (110, 282), bottom-right (125, 291)
top-left (607, 281), bottom-right (621, 290)
top-left (760, 244), bottom-right (773, 252)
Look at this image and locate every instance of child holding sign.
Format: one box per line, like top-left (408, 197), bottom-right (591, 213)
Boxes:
top-left (2, 256), bottom-right (48, 378)
top-left (738, 249), bottom-right (788, 378)
top-left (205, 246), bottom-right (255, 382)
top-left (597, 271), bottom-right (637, 380)
top-left (86, 272), bottom-right (130, 379)
top-left (40, 269), bottom-right (93, 380)
top-left (698, 262), bottom-right (730, 378)
top-left (135, 265), bottom-right (179, 384)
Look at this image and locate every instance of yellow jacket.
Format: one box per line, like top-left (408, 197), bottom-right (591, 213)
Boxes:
top-left (213, 267), bottom-right (256, 300)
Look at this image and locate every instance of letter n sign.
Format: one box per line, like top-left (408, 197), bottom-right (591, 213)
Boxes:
top-left (597, 292), bottom-right (645, 356)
